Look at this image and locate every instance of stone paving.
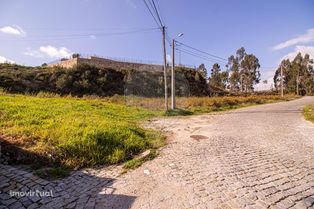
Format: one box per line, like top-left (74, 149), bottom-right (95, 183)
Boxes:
top-left (1, 97), bottom-right (314, 209)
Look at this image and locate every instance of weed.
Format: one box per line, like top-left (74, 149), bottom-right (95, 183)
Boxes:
top-left (304, 104), bottom-right (314, 123)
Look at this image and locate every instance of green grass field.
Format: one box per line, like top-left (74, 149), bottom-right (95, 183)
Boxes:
top-left (0, 92), bottom-right (297, 176)
top-left (304, 104), bottom-right (314, 123)
top-left (0, 94), bottom-right (164, 169)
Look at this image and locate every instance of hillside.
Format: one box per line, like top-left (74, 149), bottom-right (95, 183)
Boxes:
top-left (0, 63), bottom-right (209, 97)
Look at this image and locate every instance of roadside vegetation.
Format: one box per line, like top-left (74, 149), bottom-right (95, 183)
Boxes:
top-left (273, 53), bottom-right (314, 95)
top-left (0, 90), bottom-right (298, 179)
top-left (0, 93), bottom-right (164, 170)
top-left (304, 104), bottom-right (314, 123)
top-left (0, 49), bottom-right (307, 179)
top-left (99, 94), bottom-right (298, 114)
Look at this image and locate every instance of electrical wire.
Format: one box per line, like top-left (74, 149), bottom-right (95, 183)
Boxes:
top-left (176, 41), bottom-right (228, 62)
top-left (142, 0), bottom-right (162, 29)
top-left (0, 28), bottom-right (160, 42)
top-left (176, 46), bottom-right (226, 65)
top-left (150, 0), bottom-right (164, 26)
top-left (176, 47), bottom-right (227, 66)
top-left (155, 0), bottom-right (164, 25)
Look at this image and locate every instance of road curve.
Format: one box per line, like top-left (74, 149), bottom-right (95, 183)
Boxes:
top-left (1, 97), bottom-right (314, 209)
top-left (112, 96), bottom-right (314, 209)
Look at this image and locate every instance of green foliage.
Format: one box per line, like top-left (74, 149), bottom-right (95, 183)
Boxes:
top-left (0, 94), bottom-right (163, 168)
top-left (197, 63), bottom-right (207, 79)
top-left (304, 104), bottom-right (314, 123)
top-left (123, 149), bottom-right (158, 170)
top-left (164, 108), bottom-right (193, 116)
top-left (274, 53), bottom-right (314, 95)
top-left (0, 63), bottom-right (209, 97)
top-left (227, 47), bottom-right (260, 93)
top-left (209, 63), bottom-right (228, 91)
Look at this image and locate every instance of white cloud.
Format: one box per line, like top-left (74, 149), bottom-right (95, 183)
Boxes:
top-left (0, 25), bottom-right (26, 37)
top-left (255, 45), bottom-right (314, 91)
top-left (281, 45), bottom-right (314, 61)
top-left (166, 54), bottom-right (171, 63)
top-left (273, 28), bottom-right (314, 50)
top-left (24, 47), bottom-right (44, 58)
top-left (254, 76), bottom-right (274, 91)
top-left (24, 45), bottom-right (72, 59)
top-left (0, 56), bottom-right (15, 64)
top-left (39, 45), bottom-right (72, 58)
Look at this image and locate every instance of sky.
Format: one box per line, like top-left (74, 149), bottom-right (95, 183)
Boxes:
top-left (0, 0), bottom-right (313, 90)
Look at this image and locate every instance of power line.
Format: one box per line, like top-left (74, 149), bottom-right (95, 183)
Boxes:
top-left (155, 0), bottom-right (164, 25)
top-left (177, 47), bottom-right (227, 65)
top-left (32, 28), bottom-right (159, 38)
top-left (150, 0), bottom-right (164, 26)
top-left (176, 41), bottom-right (228, 62)
top-left (165, 31), bottom-right (172, 46)
top-left (142, 0), bottom-right (162, 28)
top-left (176, 47), bottom-right (227, 66)
top-left (0, 28), bottom-right (160, 42)
top-left (22, 26), bottom-right (157, 31)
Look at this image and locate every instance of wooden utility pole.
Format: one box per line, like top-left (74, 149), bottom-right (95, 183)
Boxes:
top-left (296, 67), bottom-right (300, 96)
top-left (171, 39), bottom-right (175, 110)
top-left (296, 73), bottom-right (299, 96)
top-left (280, 65), bottom-right (283, 97)
top-left (162, 26), bottom-right (168, 111)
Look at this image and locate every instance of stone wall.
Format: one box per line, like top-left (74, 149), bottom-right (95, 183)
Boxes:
top-left (49, 58), bottom-right (78, 69)
top-left (48, 56), bottom-right (164, 72)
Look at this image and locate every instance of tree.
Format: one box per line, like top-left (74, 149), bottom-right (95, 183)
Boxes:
top-left (197, 63), bottom-right (207, 79)
top-left (273, 59), bottom-right (291, 91)
top-left (240, 54), bottom-right (260, 92)
top-left (227, 47), bottom-right (260, 93)
top-left (228, 55), bottom-right (240, 91)
top-left (273, 53), bottom-right (314, 95)
top-left (209, 63), bottom-right (225, 89)
top-left (72, 53), bottom-right (80, 59)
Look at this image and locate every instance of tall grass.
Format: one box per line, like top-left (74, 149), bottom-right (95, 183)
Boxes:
top-left (304, 104), bottom-right (314, 124)
top-left (94, 94), bottom-right (297, 113)
top-left (0, 94), bottom-right (164, 168)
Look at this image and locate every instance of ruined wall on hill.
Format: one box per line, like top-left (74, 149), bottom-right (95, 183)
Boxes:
top-left (49, 56), bottom-right (164, 72)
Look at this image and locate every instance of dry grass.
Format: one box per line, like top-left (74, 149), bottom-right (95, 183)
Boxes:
top-left (91, 94), bottom-right (298, 114)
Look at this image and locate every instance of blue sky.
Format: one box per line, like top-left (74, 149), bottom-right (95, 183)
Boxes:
top-left (0, 0), bottom-right (313, 88)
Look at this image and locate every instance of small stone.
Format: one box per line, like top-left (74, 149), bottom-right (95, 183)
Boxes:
top-left (143, 169), bottom-right (150, 175)
top-left (139, 150), bottom-right (151, 158)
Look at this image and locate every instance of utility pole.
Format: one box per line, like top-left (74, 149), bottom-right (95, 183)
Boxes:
top-left (179, 50), bottom-right (181, 66)
top-left (297, 70), bottom-right (300, 96)
top-left (171, 39), bottom-right (175, 110)
top-left (162, 26), bottom-right (168, 111)
top-left (296, 73), bottom-right (299, 96)
top-left (280, 65), bottom-right (283, 97)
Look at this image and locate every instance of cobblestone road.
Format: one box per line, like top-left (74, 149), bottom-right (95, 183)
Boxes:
top-left (1, 97), bottom-right (314, 209)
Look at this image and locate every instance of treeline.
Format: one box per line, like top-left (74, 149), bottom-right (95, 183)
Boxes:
top-left (196, 47), bottom-right (261, 95)
top-left (273, 52), bottom-right (314, 95)
top-left (0, 63), bottom-right (208, 97)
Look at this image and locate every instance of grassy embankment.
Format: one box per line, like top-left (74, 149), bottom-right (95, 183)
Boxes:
top-left (304, 104), bottom-right (314, 123)
top-left (0, 93), bottom-right (164, 178)
top-left (0, 92), bottom-right (297, 178)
